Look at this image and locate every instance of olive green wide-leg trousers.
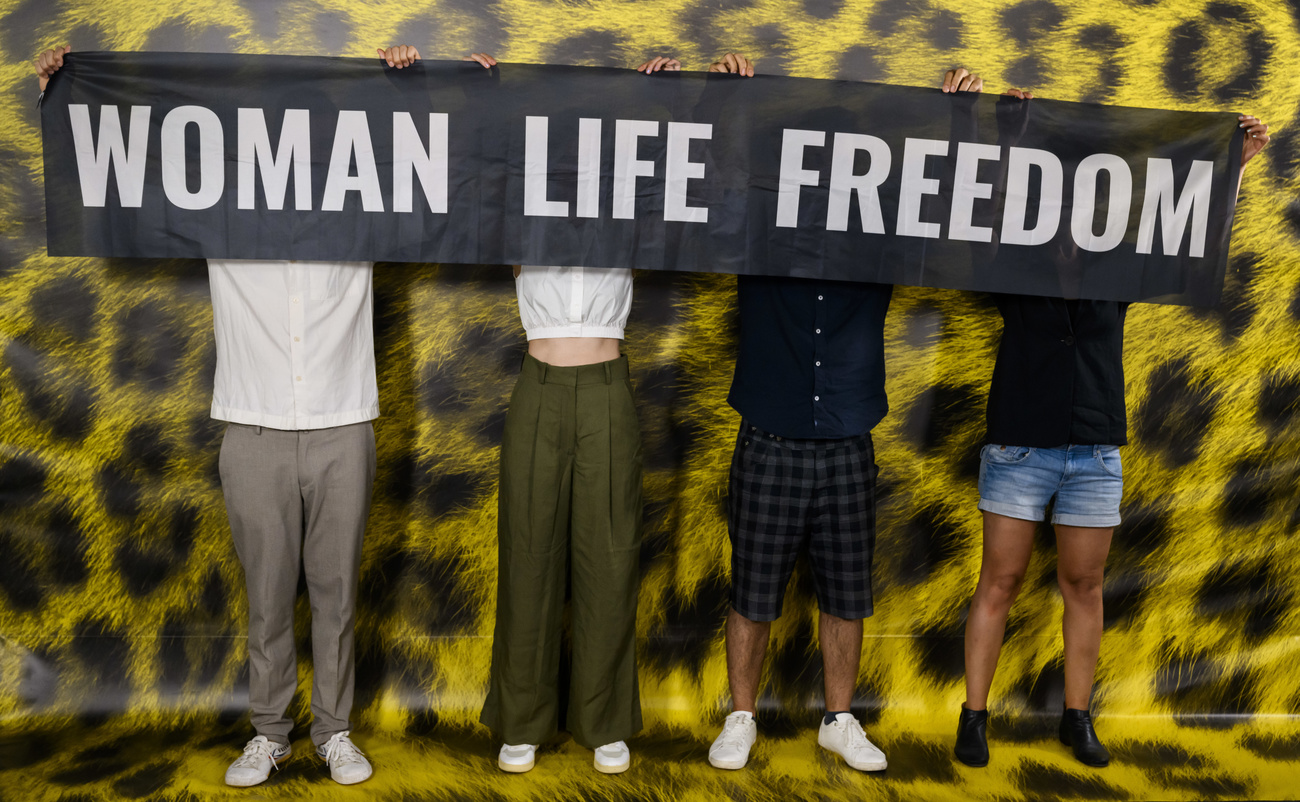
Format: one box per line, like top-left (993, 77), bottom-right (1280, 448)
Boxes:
top-left (480, 354), bottom-right (644, 749)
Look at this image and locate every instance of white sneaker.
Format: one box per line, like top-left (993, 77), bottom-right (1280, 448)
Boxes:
top-left (316, 731), bottom-right (372, 785)
top-left (709, 711), bottom-right (757, 770)
top-left (224, 735), bottom-right (290, 787)
top-left (498, 743), bottom-right (537, 773)
top-left (818, 713), bottom-right (887, 771)
top-left (593, 741), bottom-right (630, 774)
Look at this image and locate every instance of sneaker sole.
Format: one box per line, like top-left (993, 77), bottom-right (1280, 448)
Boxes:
top-left (331, 769), bottom-right (372, 785)
top-left (708, 754), bottom-right (748, 770)
top-left (818, 736), bottom-right (886, 771)
top-left (593, 757), bottom-right (629, 774)
top-left (499, 757), bottom-right (535, 773)
top-left (224, 774), bottom-right (271, 788)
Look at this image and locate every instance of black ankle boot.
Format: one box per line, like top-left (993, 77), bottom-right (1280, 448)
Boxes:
top-left (954, 706), bottom-right (989, 767)
top-left (1059, 708), bottom-right (1110, 767)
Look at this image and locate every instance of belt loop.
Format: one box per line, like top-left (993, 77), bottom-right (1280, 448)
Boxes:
top-left (537, 361), bottom-right (548, 384)
top-left (254, 425), bottom-right (262, 435)
top-left (603, 361), bottom-right (612, 384)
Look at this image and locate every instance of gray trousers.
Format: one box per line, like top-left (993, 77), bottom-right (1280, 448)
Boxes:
top-left (219, 421), bottom-right (375, 747)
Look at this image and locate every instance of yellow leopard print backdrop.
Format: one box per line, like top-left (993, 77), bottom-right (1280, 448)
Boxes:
top-left (1, 1), bottom-right (1297, 800)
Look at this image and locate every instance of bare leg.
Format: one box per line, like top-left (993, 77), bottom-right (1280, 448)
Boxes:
top-left (819, 612), bottom-right (863, 711)
top-left (963, 511), bottom-right (1038, 710)
top-left (1055, 525), bottom-right (1113, 710)
top-left (726, 608), bottom-right (771, 713)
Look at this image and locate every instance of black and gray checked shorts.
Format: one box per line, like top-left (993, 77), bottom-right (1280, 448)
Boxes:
top-left (726, 420), bottom-right (879, 622)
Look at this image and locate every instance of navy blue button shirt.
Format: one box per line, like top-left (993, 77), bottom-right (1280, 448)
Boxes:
top-left (727, 275), bottom-right (893, 439)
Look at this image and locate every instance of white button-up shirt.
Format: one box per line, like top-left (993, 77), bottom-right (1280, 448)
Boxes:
top-left (516, 265), bottom-right (633, 340)
top-left (207, 259), bottom-right (378, 430)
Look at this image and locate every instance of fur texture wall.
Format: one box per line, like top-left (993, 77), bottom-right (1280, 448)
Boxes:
top-left (0, 1), bottom-right (1297, 799)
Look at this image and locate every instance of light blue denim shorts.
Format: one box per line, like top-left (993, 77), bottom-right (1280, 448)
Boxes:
top-left (977, 444), bottom-right (1123, 528)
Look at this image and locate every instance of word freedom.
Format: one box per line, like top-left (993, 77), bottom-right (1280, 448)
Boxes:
top-left (71, 103), bottom-right (1214, 258)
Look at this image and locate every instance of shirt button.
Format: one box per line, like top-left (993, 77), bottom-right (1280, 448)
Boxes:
top-left (815, 361), bottom-right (821, 366)
top-left (815, 328), bottom-right (821, 334)
top-left (296, 376), bottom-right (303, 381)
top-left (1063, 335), bottom-right (1075, 345)
top-left (293, 336), bottom-right (300, 342)
top-left (292, 297), bottom-right (300, 304)
top-left (818, 295), bottom-right (824, 301)
top-left (814, 395), bottom-right (820, 401)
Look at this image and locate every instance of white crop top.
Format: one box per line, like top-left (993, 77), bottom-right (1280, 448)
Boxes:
top-left (515, 265), bottom-right (633, 340)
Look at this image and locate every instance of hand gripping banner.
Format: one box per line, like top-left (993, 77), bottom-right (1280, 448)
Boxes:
top-left (41, 52), bottom-right (1245, 306)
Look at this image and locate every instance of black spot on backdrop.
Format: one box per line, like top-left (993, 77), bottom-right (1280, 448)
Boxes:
top-left (1222, 458), bottom-right (1272, 527)
top-left (837, 45), bottom-right (886, 82)
top-left (1113, 502), bottom-right (1173, 557)
top-left (1102, 570), bottom-right (1148, 629)
top-left (802, 0), bottom-right (843, 19)
top-left (421, 471), bottom-right (484, 519)
top-left (0, 453), bottom-right (47, 507)
top-left (99, 463), bottom-right (142, 518)
top-left (113, 303), bottom-right (185, 391)
top-left (548, 29), bottom-right (625, 67)
top-left (2, 0), bottom-right (63, 57)
top-left (927, 8), bottom-right (963, 49)
top-left (123, 422), bottom-right (171, 475)
top-left (1201, 251), bottom-right (1259, 341)
top-left (0, 530), bottom-right (43, 611)
top-left (679, 0), bottom-right (757, 59)
top-left (312, 10), bottom-right (351, 55)
top-left (767, 616), bottom-right (823, 708)
top-left (1214, 30), bottom-right (1271, 103)
top-left (1196, 560), bottom-right (1289, 641)
top-left (71, 619), bottom-right (131, 690)
top-left (1077, 24), bottom-right (1125, 103)
top-left (1257, 373), bottom-right (1300, 430)
top-left (1135, 359), bottom-right (1218, 468)
top-left (47, 506), bottom-right (90, 586)
top-left (1240, 730), bottom-right (1300, 760)
top-left (642, 575), bottom-right (728, 678)
top-left (112, 761), bottom-right (179, 798)
top-left (1006, 55), bottom-right (1044, 88)
top-left (240, 0), bottom-right (280, 39)
top-left (117, 540), bottom-right (177, 597)
top-left (914, 619), bottom-right (965, 683)
top-left (1165, 21), bottom-right (1204, 99)
top-left (159, 617), bottom-right (190, 687)
top-left (903, 382), bottom-right (980, 453)
top-left (879, 735), bottom-right (958, 783)
top-left (896, 505), bottom-right (963, 584)
top-left (480, 407), bottom-right (508, 444)
top-left (4, 338), bottom-right (96, 439)
top-left (1001, 0), bottom-right (1065, 43)
top-left (748, 24), bottom-right (794, 76)
top-left (201, 568), bottom-right (227, 618)
top-left (166, 504), bottom-right (200, 561)
top-left (31, 275), bottom-right (98, 341)
top-left (418, 364), bottom-right (473, 413)
top-left (416, 553), bottom-right (478, 634)
top-left (869, 0), bottom-right (922, 36)
top-left (1018, 761), bottom-right (1125, 799)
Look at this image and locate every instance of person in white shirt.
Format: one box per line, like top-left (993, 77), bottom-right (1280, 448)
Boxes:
top-left (37, 48), bottom-right (379, 788)
top-left (373, 44), bottom-right (672, 778)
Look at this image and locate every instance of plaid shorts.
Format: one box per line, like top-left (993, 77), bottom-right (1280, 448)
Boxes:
top-left (726, 420), bottom-right (879, 622)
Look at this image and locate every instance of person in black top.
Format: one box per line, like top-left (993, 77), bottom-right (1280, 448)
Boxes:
top-left (706, 53), bottom-right (987, 774)
top-left (954, 88), bottom-right (1272, 769)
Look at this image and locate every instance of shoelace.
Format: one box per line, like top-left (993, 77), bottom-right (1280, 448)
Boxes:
top-left (716, 715), bottom-right (753, 749)
top-left (234, 739), bottom-right (282, 770)
top-left (840, 718), bottom-right (872, 752)
top-left (322, 731), bottom-right (366, 766)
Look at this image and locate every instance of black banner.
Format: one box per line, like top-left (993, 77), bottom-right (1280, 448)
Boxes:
top-left (42, 52), bottom-right (1244, 306)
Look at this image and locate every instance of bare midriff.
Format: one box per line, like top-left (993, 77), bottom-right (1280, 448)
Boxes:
top-left (527, 337), bottom-right (621, 367)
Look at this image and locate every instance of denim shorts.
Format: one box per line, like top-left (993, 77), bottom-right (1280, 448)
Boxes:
top-left (977, 444), bottom-right (1123, 528)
